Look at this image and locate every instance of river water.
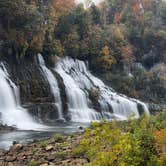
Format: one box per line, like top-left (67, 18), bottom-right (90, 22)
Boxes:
top-left (0, 122), bottom-right (89, 150)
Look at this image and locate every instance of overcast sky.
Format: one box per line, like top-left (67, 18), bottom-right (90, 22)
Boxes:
top-left (76, 0), bottom-right (166, 5)
top-left (76, 0), bottom-right (103, 5)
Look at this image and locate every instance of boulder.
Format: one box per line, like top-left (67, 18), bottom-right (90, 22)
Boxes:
top-left (5, 156), bottom-right (16, 162)
top-left (11, 144), bottom-right (23, 151)
top-left (45, 145), bottom-right (53, 151)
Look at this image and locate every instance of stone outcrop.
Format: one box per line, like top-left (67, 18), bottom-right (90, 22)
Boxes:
top-left (0, 124), bottom-right (16, 131)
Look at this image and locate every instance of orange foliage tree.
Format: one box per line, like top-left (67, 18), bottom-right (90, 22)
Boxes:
top-left (121, 44), bottom-right (135, 72)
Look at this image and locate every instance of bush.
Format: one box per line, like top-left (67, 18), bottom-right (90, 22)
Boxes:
top-left (39, 140), bottom-right (48, 148)
top-left (73, 112), bottom-right (166, 166)
top-left (53, 134), bottom-right (64, 142)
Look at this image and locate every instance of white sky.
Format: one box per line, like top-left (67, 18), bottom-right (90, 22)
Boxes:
top-left (77, 0), bottom-right (166, 3)
top-left (76, 0), bottom-right (166, 5)
top-left (76, 0), bottom-right (103, 5)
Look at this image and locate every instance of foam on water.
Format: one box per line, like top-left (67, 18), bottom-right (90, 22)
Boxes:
top-left (38, 54), bottom-right (63, 120)
top-left (55, 57), bottom-right (149, 122)
top-left (0, 63), bottom-right (45, 130)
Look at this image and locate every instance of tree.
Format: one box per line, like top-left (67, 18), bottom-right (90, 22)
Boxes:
top-left (74, 4), bottom-right (92, 38)
top-left (64, 29), bottom-right (80, 58)
top-left (158, 1), bottom-right (166, 24)
top-left (89, 3), bottom-right (101, 25)
top-left (0, 0), bottom-right (45, 58)
top-left (51, 0), bottom-right (75, 17)
top-left (85, 0), bottom-right (93, 8)
top-left (121, 44), bottom-right (135, 73)
top-left (98, 45), bottom-right (116, 71)
top-left (0, 0), bottom-right (25, 31)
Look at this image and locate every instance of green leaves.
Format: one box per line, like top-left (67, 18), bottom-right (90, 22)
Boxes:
top-left (73, 112), bottom-right (166, 166)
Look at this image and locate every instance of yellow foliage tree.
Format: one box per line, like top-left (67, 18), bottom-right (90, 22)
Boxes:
top-left (98, 46), bottom-right (116, 70)
top-left (113, 26), bottom-right (125, 41)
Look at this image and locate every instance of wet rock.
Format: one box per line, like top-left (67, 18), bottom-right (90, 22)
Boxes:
top-left (0, 161), bottom-right (4, 166)
top-left (7, 162), bottom-right (14, 166)
top-left (78, 126), bottom-right (84, 130)
top-left (49, 162), bottom-right (56, 166)
top-left (11, 144), bottom-right (23, 151)
top-left (5, 156), bottom-right (16, 162)
top-left (56, 118), bottom-right (66, 123)
top-left (148, 103), bottom-right (163, 114)
top-left (0, 150), bottom-right (5, 156)
top-left (45, 145), bottom-right (53, 151)
top-left (137, 103), bottom-right (145, 116)
top-left (0, 124), bottom-right (16, 131)
top-left (13, 141), bottom-right (19, 145)
top-left (45, 154), bottom-right (55, 161)
top-left (60, 158), bottom-right (88, 166)
top-left (24, 151), bottom-right (33, 156)
top-left (40, 163), bottom-right (49, 166)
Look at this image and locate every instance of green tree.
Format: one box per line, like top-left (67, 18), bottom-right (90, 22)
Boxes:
top-left (159, 1), bottom-right (166, 24)
top-left (64, 29), bottom-right (80, 58)
top-left (89, 3), bottom-right (101, 25)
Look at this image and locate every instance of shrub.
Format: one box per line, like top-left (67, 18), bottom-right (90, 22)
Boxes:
top-left (73, 112), bottom-right (166, 166)
top-left (53, 134), bottom-right (64, 142)
top-left (39, 141), bottom-right (48, 148)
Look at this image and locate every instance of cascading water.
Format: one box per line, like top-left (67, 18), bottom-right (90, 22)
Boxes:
top-left (0, 63), bottom-right (44, 130)
top-left (55, 57), bottom-right (149, 122)
top-left (38, 54), bottom-right (63, 120)
top-left (55, 61), bottom-right (101, 122)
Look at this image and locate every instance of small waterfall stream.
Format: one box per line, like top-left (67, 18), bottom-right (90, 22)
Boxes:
top-left (0, 63), bottom-right (21, 106)
top-left (0, 63), bottom-right (44, 130)
top-left (38, 54), bottom-right (63, 120)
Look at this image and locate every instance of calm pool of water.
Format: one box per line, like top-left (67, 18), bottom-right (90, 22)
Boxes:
top-left (0, 122), bottom-right (90, 150)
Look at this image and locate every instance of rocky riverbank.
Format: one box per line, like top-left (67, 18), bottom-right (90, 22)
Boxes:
top-left (0, 124), bottom-right (16, 132)
top-left (0, 134), bottom-right (88, 166)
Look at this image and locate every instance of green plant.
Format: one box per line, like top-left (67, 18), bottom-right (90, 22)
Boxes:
top-left (73, 112), bottom-right (166, 166)
top-left (53, 134), bottom-right (64, 142)
top-left (27, 159), bottom-right (39, 166)
top-left (39, 141), bottom-right (48, 148)
top-left (55, 151), bottom-right (67, 158)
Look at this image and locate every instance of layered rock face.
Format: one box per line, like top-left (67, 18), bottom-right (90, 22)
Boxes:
top-left (3, 57), bottom-right (60, 123)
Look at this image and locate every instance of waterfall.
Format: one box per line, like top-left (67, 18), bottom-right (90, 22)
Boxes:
top-left (0, 63), bottom-right (44, 130)
top-left (55, 60), bottom-right (102, 122)
top-left (55, 57), bottom-right (149, 122)
top-left (38, 54), bottom-right (63, 120)
top-left (0, 63), bottom-right (20, 106)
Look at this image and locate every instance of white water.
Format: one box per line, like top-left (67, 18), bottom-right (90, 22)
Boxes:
top-left (55, 57), bottom-right (149, 122)
top-left (55, 61), bottom-right (101, 122)
top-left (0, 63), bottom-right (44, 130)
top-left (38, 54), bottom-right (63, 120)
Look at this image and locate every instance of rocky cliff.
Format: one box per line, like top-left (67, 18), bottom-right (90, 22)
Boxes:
top-left (3, 56), bottom-right (61, 123)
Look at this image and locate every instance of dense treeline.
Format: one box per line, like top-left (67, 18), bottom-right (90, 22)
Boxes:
top-left (0, 0), bottom-right (75, 59)
top-left (0, 0), bottom-right (166, 102)
top-left (0, 0), bottom-right (165, 67)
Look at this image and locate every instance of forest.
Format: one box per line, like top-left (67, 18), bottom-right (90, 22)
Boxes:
top-left (0, 0), bottom-right (166, 165)
top-left (0, 0), bottom-right (166, 104)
